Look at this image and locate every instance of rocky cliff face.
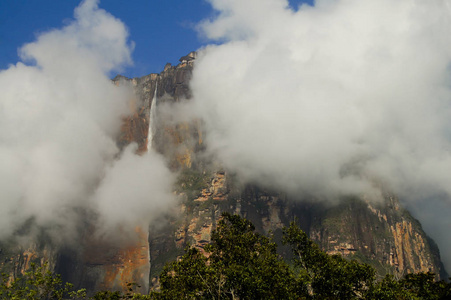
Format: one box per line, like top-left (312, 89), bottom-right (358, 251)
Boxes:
top-left (0, 52), bottom-right (447, 294)
top-left (0, 237), bottom-right (57, 282)
top-left (156, 173), bottom-right (447, 282)
top-left (310, 196), bottom-right (446, 279)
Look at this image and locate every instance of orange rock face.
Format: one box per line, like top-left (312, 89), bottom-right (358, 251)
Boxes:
top-left (119, 110), bottom-right (149, 154)
top-left (0, 242), bottom-right (58, 285)
top-left (310, 196), bottom-right (444, 278)
top-left (81, 227), bottom-right (150, 294)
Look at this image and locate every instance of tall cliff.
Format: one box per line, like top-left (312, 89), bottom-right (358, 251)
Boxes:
top-left (0, 52), bottom-right (447, 295)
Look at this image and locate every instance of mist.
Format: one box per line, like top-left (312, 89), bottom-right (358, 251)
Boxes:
top-left (0, 0), bottom-right (175, 242)
top-left (190, 0), bottom-right (451, 270)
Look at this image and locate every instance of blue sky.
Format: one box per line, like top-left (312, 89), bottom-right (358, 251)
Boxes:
top-left (0, 0), bottom-right (312, 78)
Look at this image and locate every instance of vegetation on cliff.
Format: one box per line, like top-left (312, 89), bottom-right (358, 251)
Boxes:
top-left (1, 213), bottom-right (450, 299)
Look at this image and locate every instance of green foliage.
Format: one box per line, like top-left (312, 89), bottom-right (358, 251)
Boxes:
top-left (156, 213), bottom-right (451, 300)
top-left (176, 169), bottom-right (210, 200)
top-left (157, 212), bottom-right (297, 299)
top-left (401, 272), bottom-right (451, 300)
top-left (1, 214), bottom-right (450, 299)
top-left (0, 263), bottom-right (86, 300)
top-left (366, 274), bottom-right (413, 300)
top-left (92, 283), bottom-right (151, 300)
top-left (366, 272), bottom-right (451, 300)
top-left (283, 221), bottom-right (376, 299)
top-left (0, 264), bottom-right (150, 300)
top-left (154, 247), bottom-right (211, 299)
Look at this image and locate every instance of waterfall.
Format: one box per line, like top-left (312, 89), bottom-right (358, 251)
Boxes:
top-left (147, 82), bottom-right (158, 151)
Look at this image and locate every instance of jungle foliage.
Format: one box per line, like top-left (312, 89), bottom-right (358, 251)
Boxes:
top-left (1, 213), bottom-right (450, 299)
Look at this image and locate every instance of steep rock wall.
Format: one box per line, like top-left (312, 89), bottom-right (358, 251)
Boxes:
top-left (157, 170), bottom-right (446, 284)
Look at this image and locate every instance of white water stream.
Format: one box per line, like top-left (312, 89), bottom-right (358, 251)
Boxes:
top-left (147, 83), bottom-right (158, 151)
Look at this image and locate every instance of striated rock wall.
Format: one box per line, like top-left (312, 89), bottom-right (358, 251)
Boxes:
top-left (0, 240), bottom-right (58, 282)
top-left (148, 167), bottom-right (447, 285)
top-left (53, 226), bottom-right (150, 294)
top-left (309, 196), bottom-right (446, 279)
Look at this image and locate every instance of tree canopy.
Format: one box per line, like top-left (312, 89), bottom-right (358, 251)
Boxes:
top-left (154, 213), bottom-right (451, 300)
top-left (1, 213), bottom-right (450, 299)
top-left (156, 213), bottom-right (297, 299)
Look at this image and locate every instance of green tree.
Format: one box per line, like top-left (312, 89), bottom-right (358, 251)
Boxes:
top-left (283, 221), bottom-right (376, 299)
top-left (0, 264), bottom-right (149, 300)
top-left (0, 263), bottom-right (86, 300)
top-left (367, 272), bottom-right (451, 300)
top-left (156, 212), bottom-right (298, 299)
top-left (401, 272), bottom-right (451, 300)
top-left (92, 282), bottom-right (151, 300)
top-left (365, 274), bottom-right (413, 300)
top-left (3, 214), bottom-right (449, 299)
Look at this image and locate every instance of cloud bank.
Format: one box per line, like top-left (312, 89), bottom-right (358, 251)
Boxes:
top-left (190, 0), bottom-right (451, 270)
top-left (0, 0), bottom-right (175, 241)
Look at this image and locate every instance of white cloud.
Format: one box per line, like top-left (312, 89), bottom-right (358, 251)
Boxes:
top-left (93, 145), bottom-right (176, 235)
top-left (191, 0), bottom-right (451, 271)
top-left (0, 0), bottom-right (175, 241)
